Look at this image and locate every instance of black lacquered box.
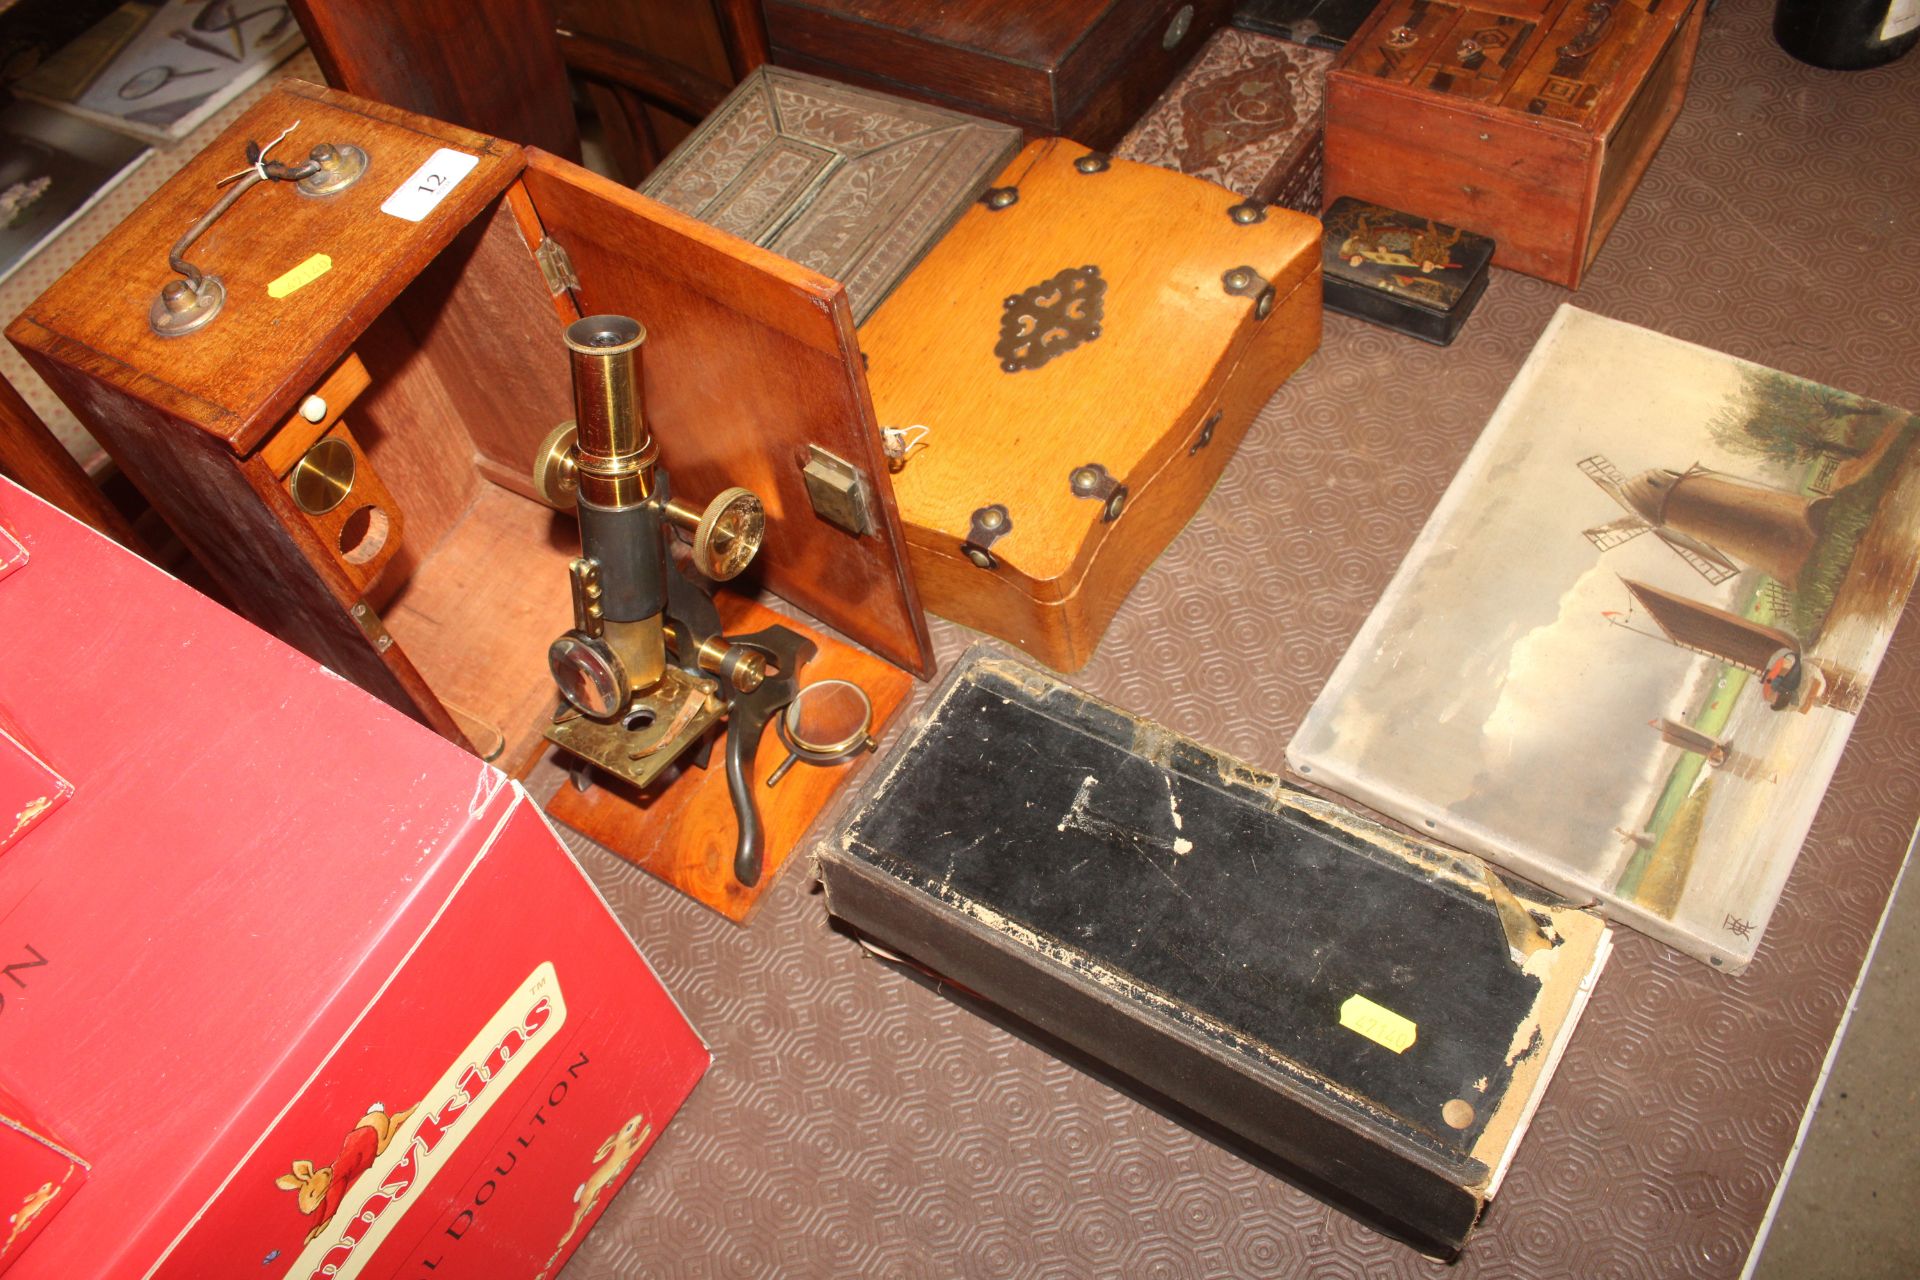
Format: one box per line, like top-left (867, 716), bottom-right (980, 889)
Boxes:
top-left (1321, 196), bottom-right (1496, 346)
top-left (1234, 0), bottom-right (1385, 50)
top-left (814, 647), bottom-right (1610, 1253)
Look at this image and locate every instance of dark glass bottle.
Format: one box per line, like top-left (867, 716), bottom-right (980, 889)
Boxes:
top-left (1774, 0), bottom-right (1920, 69)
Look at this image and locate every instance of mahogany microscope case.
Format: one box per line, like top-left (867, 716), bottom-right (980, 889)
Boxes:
top-left (859, 138), bottom-right (1323, 672)
top-left (6, 81), bottom-right (936, 782)
top-left (638, 66), bottom-right (1020, 324)
top-left (814, 648), bottom-right (1613, 1253)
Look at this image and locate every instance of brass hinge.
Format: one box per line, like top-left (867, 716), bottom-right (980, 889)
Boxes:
top-left (535, 237), bottom-right (579, 295)
top-left (350, 600), bottom-right (394, 653)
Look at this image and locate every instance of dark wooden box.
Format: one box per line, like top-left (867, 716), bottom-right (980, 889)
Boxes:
top-left (763, 0), bottom-right (1234, 149)
top-left (815, 648), bottom-right (1612, 1253)
top-left (1325, 0), bottom-right (1704, 287)
top-left (1321, 196), bottom-right (1496, 344)
top-left (639, 66), bottom-right (1019, 324)
top-left (1115, 26), bottom-right (1337, 214)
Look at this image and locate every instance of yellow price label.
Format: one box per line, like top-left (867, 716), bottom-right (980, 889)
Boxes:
top-left (1339, 993), bottom-right (1418, 1054)
top-left (267, 253), bottom-right (333, 299)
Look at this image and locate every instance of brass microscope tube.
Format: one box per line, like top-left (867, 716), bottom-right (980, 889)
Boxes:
top-left (565, 315), bottom-right (666, 692)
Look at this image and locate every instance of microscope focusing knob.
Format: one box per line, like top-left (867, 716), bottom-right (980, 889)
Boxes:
top-left (532, 421), bottom-right (580, 509)
top-left (692, 487), bottom-right (765, 581)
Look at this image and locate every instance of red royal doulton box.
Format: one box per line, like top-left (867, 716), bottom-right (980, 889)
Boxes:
top-left (0, 477), bottom-right (709, 1279)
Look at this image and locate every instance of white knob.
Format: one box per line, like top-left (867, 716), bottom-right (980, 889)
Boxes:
top-left (300, 395), bottom-right (327, 423)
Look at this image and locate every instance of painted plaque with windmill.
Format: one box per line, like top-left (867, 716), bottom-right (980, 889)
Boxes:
top-left (1289, 305), bottom-right (1920, 970)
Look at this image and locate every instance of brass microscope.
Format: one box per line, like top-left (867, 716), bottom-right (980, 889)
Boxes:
top-left (533, 314), bottom-right (812, 887)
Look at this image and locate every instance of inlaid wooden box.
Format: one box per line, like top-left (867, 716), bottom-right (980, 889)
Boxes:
top-left (6, 80), bottom-right (933, 785)
top-left (1324, 0), bottom-right (1704, 288)
top-left (639, 66), bottom-right (1019, 324)
top-left (763, 0), bottom-right (1233, 149)
top-left (861, 139), bottom-right (1322, 672)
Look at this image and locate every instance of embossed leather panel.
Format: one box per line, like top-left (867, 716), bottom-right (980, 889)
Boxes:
top-left (1116, 27), bottom-right (1335, 212)
top-left (641, 67), bottom-right (1019, 324)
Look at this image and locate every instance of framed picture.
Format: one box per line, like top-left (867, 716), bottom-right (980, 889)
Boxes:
top-left (16, 0), bottom-right (304, 143)
top-left (0, 101), bottom-right (149, 286)
top-left (1290, 305), bottom-right (1920, 970)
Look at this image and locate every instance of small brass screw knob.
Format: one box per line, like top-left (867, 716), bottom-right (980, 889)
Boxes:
top-left (730, 651), bottom-right (767, 693)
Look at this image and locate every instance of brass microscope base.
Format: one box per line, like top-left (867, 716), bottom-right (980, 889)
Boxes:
top-left (544, 598), bottom-right (916, 923)
top-left (545, 665), bottom-right (724, 791)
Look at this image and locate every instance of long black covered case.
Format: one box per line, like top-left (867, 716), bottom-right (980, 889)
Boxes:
top-left (814, 648), bottom-right (1610, 1252)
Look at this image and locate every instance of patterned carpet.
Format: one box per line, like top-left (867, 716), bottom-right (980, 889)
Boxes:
top-left (548, 4), bottom-right (1920, 1277)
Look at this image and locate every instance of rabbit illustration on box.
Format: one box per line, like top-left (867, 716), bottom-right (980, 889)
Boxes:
top-left (3, 1180), bottom-right (58, 1257)
top-left (275, 1102), bottom-right (419, 1244)
top-left (536, 1113), bottom-right (652, 1278)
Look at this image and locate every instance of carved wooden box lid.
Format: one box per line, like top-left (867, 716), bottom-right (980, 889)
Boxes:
top-left (1335, 0), bottom-right (1690, 128)
top-left (640, 68), bottom-right (1019, 324)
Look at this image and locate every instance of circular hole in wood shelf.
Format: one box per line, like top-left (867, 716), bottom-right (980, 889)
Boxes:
top-left (338, 505), bottom-right (390, 565)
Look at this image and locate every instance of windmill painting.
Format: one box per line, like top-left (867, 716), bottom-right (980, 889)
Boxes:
top-left (1289, 306), bottom-right (1920, 970)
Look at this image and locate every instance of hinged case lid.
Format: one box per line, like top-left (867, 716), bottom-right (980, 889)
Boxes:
top-left (519, 152), bottom-right (934, 676)
top-left (765, 0), bottom-right (1225, 135)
